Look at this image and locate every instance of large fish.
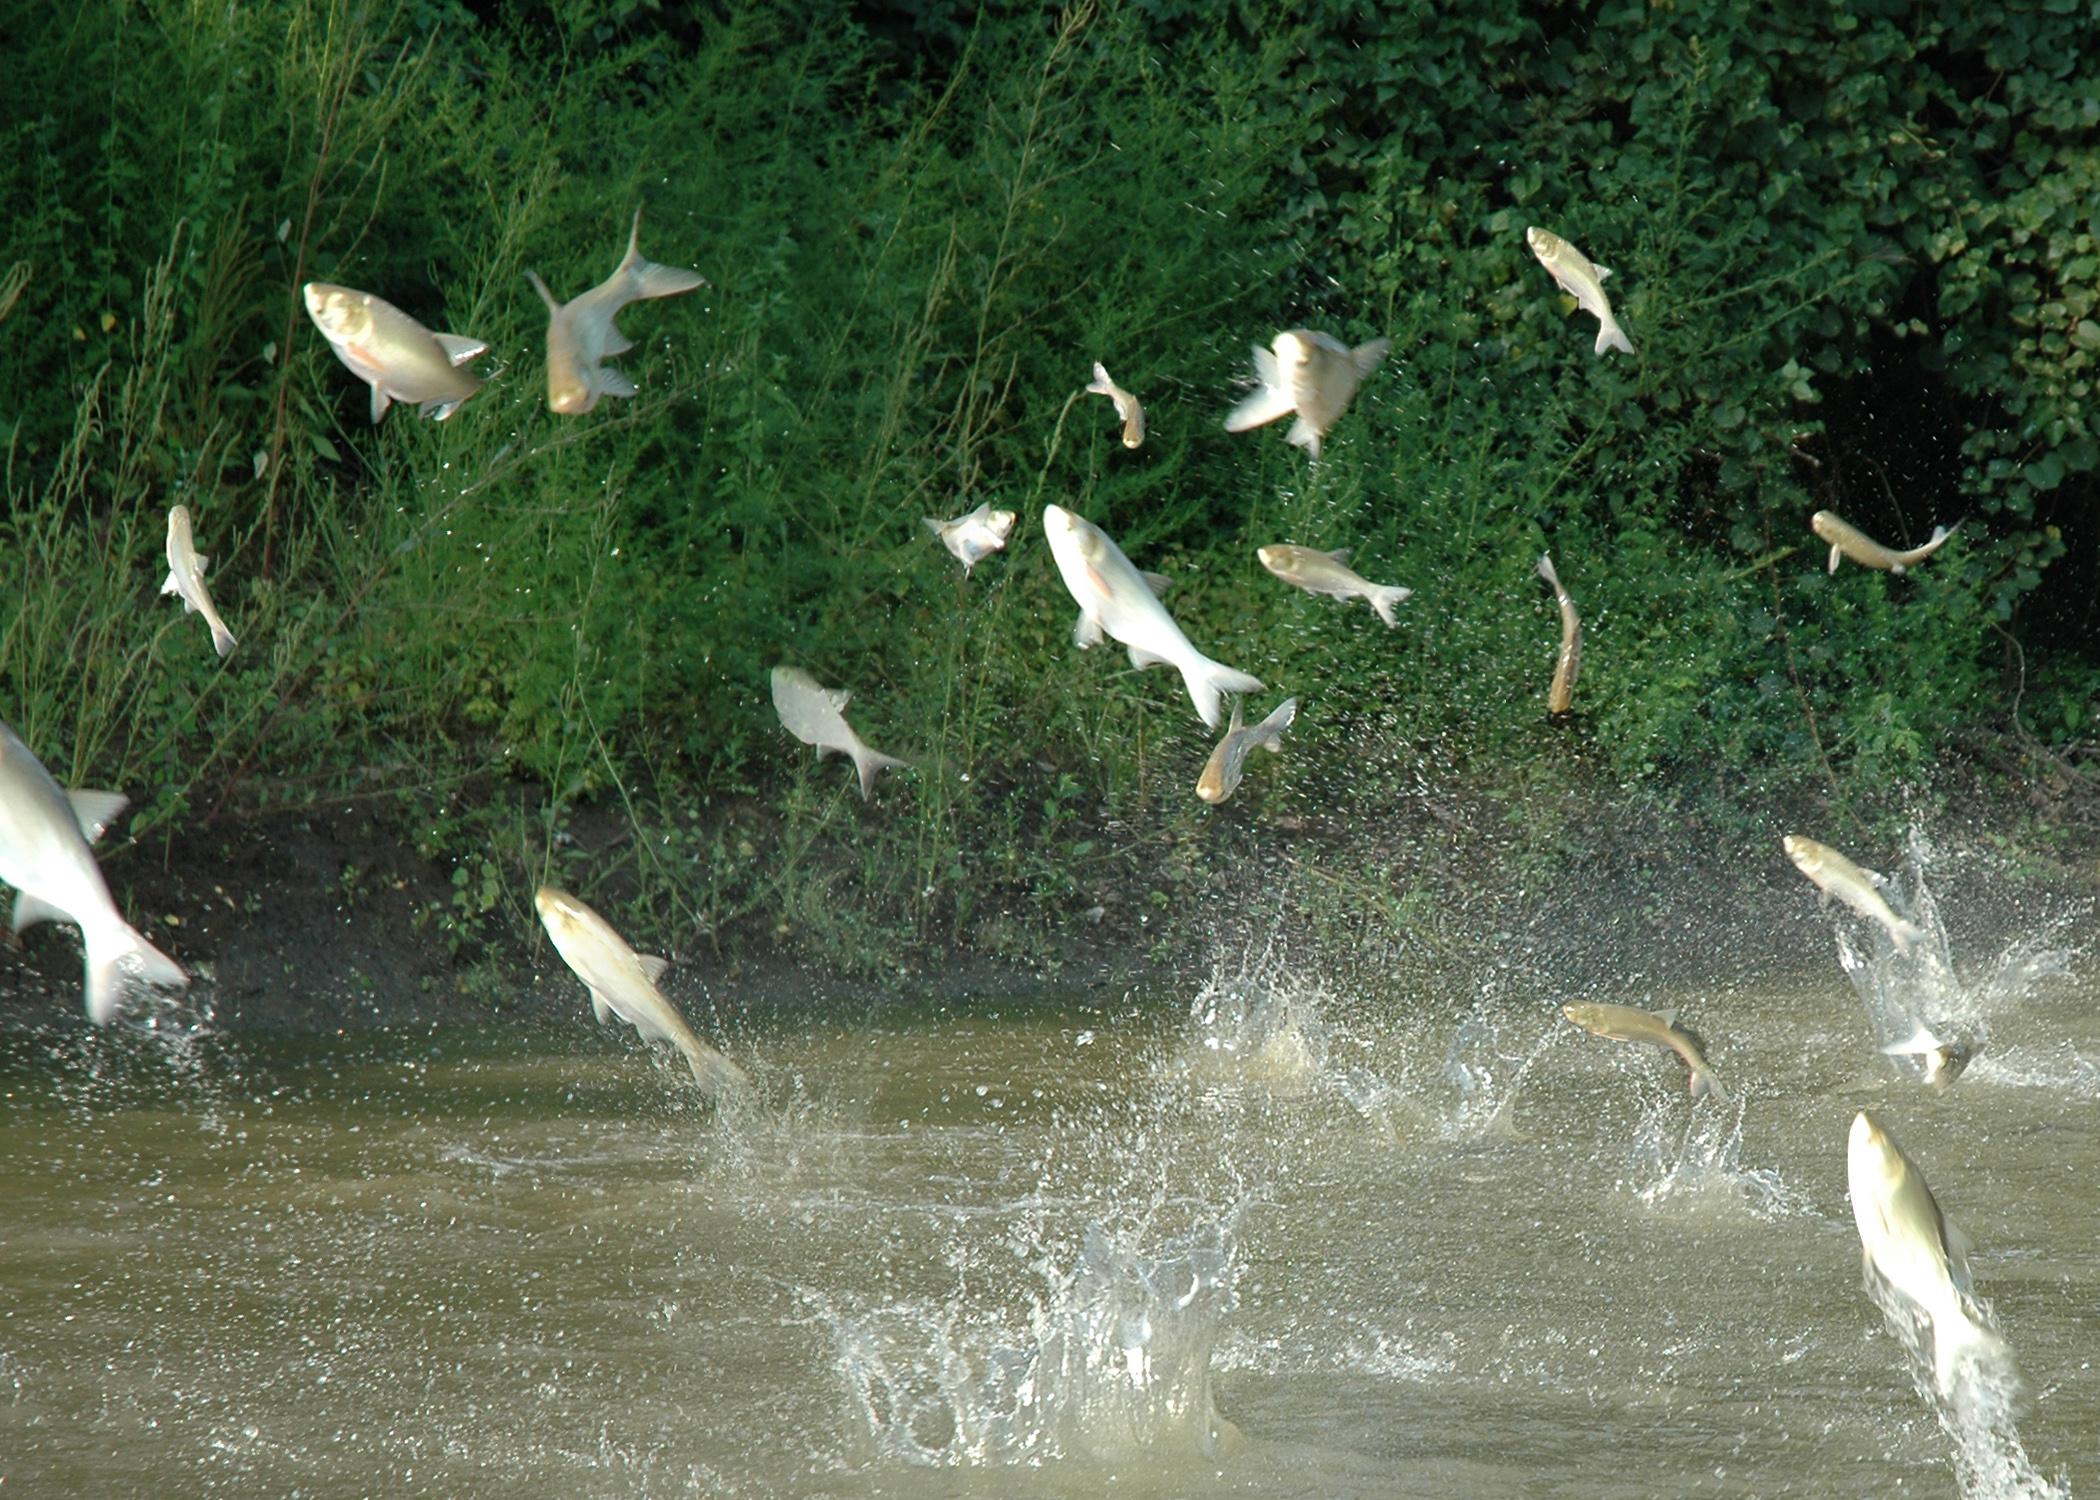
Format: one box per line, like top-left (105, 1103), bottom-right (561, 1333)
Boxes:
top-left (1536, 553), bottom-right (1581, 714)
top-left (1257, 545), bottom-right (1411, 627)
top-left (1880, 1023), bottom-right (1973, 1089)
top-left (1847, 1110), bottom-right (2009, 1395)
top-left (1085, 362), bottom-right (1145, 449)
top-left (1042, 504), bottom-right (1263, 729)
top-left (1782, 835), bottom-right (1925, 953)
top-left (526, 209), bottom-right (704, 416)
top-left (1561, 1001), bottom-right (1726, 1101)
top-left (1197, 697), bottom-right (1297, 805)
top-left (0, 721), bottom-right (186, 1023)
top-left (1811, 511), bottom-right (1957, 575)
top-left (1526, 227), bottom-right (1635, 356)
top-left (533, 886), bottom-right (748, 1098)
top-left (922, 502), bottom-right (1016, 576)
top-left (161, 506), bottom-right (237, 658)
top-left (770, 666), bottom-right (909, 800)
top-left (303, 283), bottom-right (486, 423)
top-left (1224, 330), bottom-right (1390, 463)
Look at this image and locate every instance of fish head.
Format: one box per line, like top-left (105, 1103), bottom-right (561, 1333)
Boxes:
top-left (1272, 331), bottom-right (1311, 376)
top-left (1780, 834), bottom-right (1821, 877)
top-left (1525, 226), bottom-right (1562, 259)
top-left (302, 283), bottom-right (374, 344)
top-left (1561, 1002), bottom-right (1600, 1030)
top-left (1256, 545), bottom-right (1281, 572)
top-left (546, 363), bottom-right (595, 416)
top-left (1848, 1110), bottom-right (1910, 1201)
top-left (1809, 511), bottom-right (1841, 543)
top-left (985, 509), bottom-right (1017, 544)
top-left (534, 884), bottom-right (585, 936)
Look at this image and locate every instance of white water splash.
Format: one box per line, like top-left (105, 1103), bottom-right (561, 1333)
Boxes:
top-left (1181, 968), bottom-right (1330, 1093)
top-left (1623, 1091), bottom-right (1799, 1218)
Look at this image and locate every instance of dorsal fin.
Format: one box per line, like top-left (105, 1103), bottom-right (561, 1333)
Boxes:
top-left (66, 790), bottom-right (130, 844)
top-left (433, 334), bottom-right (486, 367)
top-left (1325, 548), bottom-right (1351, 564)
top-left (639, 955), bottom-right (670, 982)
top-left (1140, 571), bottom-right (1171, 598)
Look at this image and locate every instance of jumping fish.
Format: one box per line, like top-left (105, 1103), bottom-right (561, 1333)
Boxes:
top-left (533, 886), bottom-right (748, 1097)
top-left (1811, 511), bottom-right (1957, 575)
top-left (0, 721), bottom-right (186, 1023)
top-left (1880, 1024), bottom-right (1973, 1090)
top-left (1526, 227), bottom-right (1635, 356)
top-left (1257, 545), bottom-right (1411, 627)
top-left (1847, 1110), bottom-right (2010, 1395)
top-left (302, 283), bottom-right (486, 423)
top-left (1085, 363), bottom-right (1145, 448)
top-left (1782, 835), bottom-right (1925, 953)
top-left (1042, 504), bottom-right (1263, 729)
top-left (1561, 1001), bottom-right (1727, 1101)
top-left (922, 503), bottom-right (1016, 576)
top-left (770, 666), bottom-right (909, 800)
top-left (161, 506), bottom-right (237, 657)
top-left (527, 208), bottom-right (705, 416)
top-left (1197, 697), bottom-right (1297, 805)
top-left (1536, 552), bottom-right (1581, 714)
top-left (1224, 330), bottom-right (1391, 463)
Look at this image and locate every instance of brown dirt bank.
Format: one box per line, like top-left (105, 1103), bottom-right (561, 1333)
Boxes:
top-left (2, 754), bottom-right (2095, 1036)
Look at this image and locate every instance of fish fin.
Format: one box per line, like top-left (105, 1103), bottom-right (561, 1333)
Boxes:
top-left (1086, 362), bottom-right (1114, 395)
top-left (601, 327), bottom-right (635, 356)
top-left (638, 955), bottom-right (670, 983)
top-left (1890, 561), bottom-right (1907, 576)
top-left (1127, 643), bottom-right (1174, 671)
top-left (851, 745), bottom-right (909, 801)
top-left (525, 270), bottom-right (562, 312)
top-left (1225, 347), bottom-right (1294, 431)
top-left (1226, 698), bottom-right (1245, 733)
top-left (211, 622), bottom-right (238, 657)
top-left (1930, 524), bottom-right (1953, 544)
top-left (684, 1038), bottom-right (750, 1097)
top-left (1257, 697), bottom-right (1298, 740)
top-left (82, 918), bottom-right (187, 1025)
top-left (1140, 570), bottom-right (1171, 598)
top-left (66, 790), bottom-right (130, 844)
top-left (161, 571), bottom-right (185, 600)
top-left (1860, 865), bottom-right (1888, 888)
top-left (1536, 552), bottom-right (1559, 588)
top-left (1350, 336), bottom-right (1392, 377)
top-left (425, 398), bottom-right (466, 421)
top-left (1184, 659), bottom-right (1265, 731)
top-left (620, 211), bottom-right (707, 300)
top-left (12, 892), bottom-right (72, 932)
top-left (1326, 548), bottom-right (1351, 563)
top-left (1827, 543), bottom-right (1843, 573)
top-left (1594, 319), bottom-right (1635, 356)
top-left (1072, 611), bottom-right (1105, 649)
top-left (589, 989), bottom-right (616, 1025)
top-left (1284, 415), bottom-right (1319, 453)
top-left (370, 383), bottom-right (391, 424)
top-left (922, 516), bottom-right (948, 538)
top-left (432, 334), bottom-right (487, 367)
top-left (595, 368), bottom-right (638, 400)
top-left (1368, 584), bottom-right (1412, 628)
top-left (1691, 1065), bottom-right (1727, 1103)
top-left (1595, 264), bottom-right (1613, 281)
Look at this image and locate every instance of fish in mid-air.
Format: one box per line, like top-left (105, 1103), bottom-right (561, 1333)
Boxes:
top-left (1197, 697), bottom-right (1297, 805)
top-left (1085, 363), bottom-right (1145, 449)
top-left (1256, 545), bottom-right (1411, 627)
top-left (1526, 227), bottom-right (1634, 356)
top-left (1880, 1023), bottom-right (1973, 1089)
top-left (533, 886), bottom-right (748, 1097)
top-left (303, 283), bottom-right (487, 423)
top-left (1043, 504), bottom-right (1262, 729)
top-left (0, 721), bottom-right (186, 1023)
top-left (1225, 330), bottom-right (1391, 463)
top-left (1536, 553), bottom-right (1582, 714)
top-left (922, 503), bottom-right (1016, 576)
top-left (1847, 1110), bottom-right (2010, 1395)
top-left (527, 208), bottom-right (705, 415)
top-left (161, 506), bottom-right (237, 657)
top-left (770, 666), bottom-right (909, 800)
top-left (1811, 511), bottom-right (1957, 575)
top-left (1782, 835), bottom-right (1925, 953)
top-left (1561, 1001), bottom-right (1727, 1101)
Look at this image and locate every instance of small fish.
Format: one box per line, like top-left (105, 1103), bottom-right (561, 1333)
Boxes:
top-left (0, 721), bottom-right (186, 1023)
top-left (1197, 697), bottom-right (1297, 805)
top-left (1811, 511), bottom-right (1957, 575)
top-left (1880, 1024), bottom-right (1973, 1090)
top-left (1043, 505), bottom-right (1263, 729)
top-left (1225, 330), bottom-right (1391, 463)
top-left (533, 886), bottom-right (748, 1097)
top-left (303, 282), bottom-right (486, 423)
top-left (770, 666), bottom-right (909, 800)
top-left (1526, 227), bottom-right (1635, 357)
top-left (1257, 545), bottom-right (1411, 627)
top-left (161, 506), bottom-right (236, 657)
top-left (922, 503), bottom-right (1017, 576)
top-left (1561, 1001), bottom-right (1727, 1101)
top-left (527, 208), bottom-right (705, 416)
top-left (1847, 1111), bottom-right (2010, 1395)
top-left (1782, 835), bottom-right (1925, 953)
top-left (1086, 363), bottom-right (1144, 448)
top-left (1536, 553), bottom-right (1581, 714)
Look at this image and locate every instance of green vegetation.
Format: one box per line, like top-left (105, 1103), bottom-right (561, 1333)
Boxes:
top-left (1, 0), bottom-right (2095, 972)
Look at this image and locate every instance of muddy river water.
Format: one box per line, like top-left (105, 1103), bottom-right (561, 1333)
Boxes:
top-left (2, 916), bottom-right (2095, 1497)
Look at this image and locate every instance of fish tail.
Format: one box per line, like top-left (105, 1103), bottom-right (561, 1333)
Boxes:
top-left (851, 747), bottom-right (910, 801)
top-left (1185, 660), bottom-right (1265, 731)
top-left (683, 1040), bottom-right (751, 1100)
top-left (1690, 1062), bottom-right (1728, 1104)
top-left (620, 211), bottom-right (705, 301)
top-left (1932, 1308), bottom-right (2011, 1396)
top-left (1086, 363), bottom-right (1114, 395)
top-left (210, 620), bottom-right (238, 658)
top-left (1595, 319), bottom-right (1635, 357)
top-left (1368, 584), bottom-right (1412, 628)
top-left (83, 918), bottom-right (188, 1026)
top-left (524, 269), bottom-right (561, 312)
top-left (921, 516), bottom-right (947, 537)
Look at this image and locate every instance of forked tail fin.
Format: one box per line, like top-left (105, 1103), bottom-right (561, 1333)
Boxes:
top-left (1594, 319), bottom-right (1636, 357)
top-left (1368, 583), bottom-right (1413, 627)
top-left (851, 745), bottom-right (910, 801)
top-left (83, 918), bottom-right (188, 1025)
top-left (1182, 658), bottom-right (1265, 731)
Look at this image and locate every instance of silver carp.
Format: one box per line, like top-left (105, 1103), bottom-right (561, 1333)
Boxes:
top-left (1225, 330), bottom-right (1390, 463)
top-left (527, 209), bottom-right (704, 416)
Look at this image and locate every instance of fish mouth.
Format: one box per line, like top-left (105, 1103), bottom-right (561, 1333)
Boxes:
top-left (1041, 504), bottom-right (1076, 534)
top-left (532, 885), bottom-right (572, 919)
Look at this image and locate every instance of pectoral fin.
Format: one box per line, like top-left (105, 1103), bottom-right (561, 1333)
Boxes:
top-left (595, 368), bottom-right (638, 400)
top-left (588, 989), bottom-right (616, 1025)
top-left (161, 571), bottom-right (182, 598)
top-left (1827, 543), bottom-right (1842, 574)
top-left (1128, 643), bottom-right (1173, 671)
top-left (12, 891), bottom-right (73, 932)
top-left (1072, 611), bottom-right (1105, 649)
top-left (370, 383), bottom-right (391, 424)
